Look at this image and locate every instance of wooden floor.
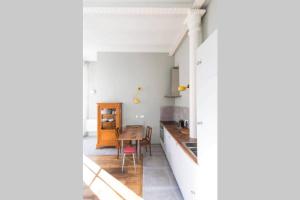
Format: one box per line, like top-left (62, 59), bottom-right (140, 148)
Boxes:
top-left (83, 155), bottom-right (143, 200)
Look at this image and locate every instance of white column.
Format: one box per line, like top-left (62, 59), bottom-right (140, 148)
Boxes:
top-left (185, 9), bottom-right (206, 138)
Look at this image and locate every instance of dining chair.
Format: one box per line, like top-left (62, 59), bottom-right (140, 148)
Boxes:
top-left (116, 127), bottom-right (133, 158)
top-left (140, 126), bottom-right (152, 156)
top-left (121, 146), bottom-right (136, 173)
top-left (115, 128), bottom-right (121, 159)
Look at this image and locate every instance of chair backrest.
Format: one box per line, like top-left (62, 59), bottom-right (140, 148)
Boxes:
top-left (145, 126), bottom-right (152, 142)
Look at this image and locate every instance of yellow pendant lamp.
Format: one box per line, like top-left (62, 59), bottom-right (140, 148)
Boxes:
top-left (178, 84), bottom-right (190, 91)
top-left (133, 87), bottom-right (142, 104)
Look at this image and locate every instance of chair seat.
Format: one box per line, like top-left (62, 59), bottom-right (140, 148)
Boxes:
top-left (140, 139), bottom-right (150, 145)
top-left (124, 146), bottom-right (136, 154)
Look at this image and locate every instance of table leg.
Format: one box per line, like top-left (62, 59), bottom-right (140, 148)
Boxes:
top-left (121, 140), bottom-right (124, 154)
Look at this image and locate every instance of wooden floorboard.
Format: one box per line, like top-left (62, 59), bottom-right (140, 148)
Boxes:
top-left (83, 155), bottom-right (143, 200)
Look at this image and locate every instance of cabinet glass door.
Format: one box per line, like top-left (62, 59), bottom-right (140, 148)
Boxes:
top-left (100, 108), bottom-right (117, 130)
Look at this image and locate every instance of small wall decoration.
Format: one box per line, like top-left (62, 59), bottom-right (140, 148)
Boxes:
top-left (133, 86), bottom-right (142, 104)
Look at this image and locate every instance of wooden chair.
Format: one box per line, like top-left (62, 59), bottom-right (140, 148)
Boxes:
top-left (115, 128), bottom-right (121, 158)
top-left (140, 126), bottom-right (152, 156)
top-left (116, 127), bottom-right (133, 159)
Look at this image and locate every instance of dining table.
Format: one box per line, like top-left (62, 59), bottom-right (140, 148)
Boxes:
top-left (118, 125), bottom-right (144, 159)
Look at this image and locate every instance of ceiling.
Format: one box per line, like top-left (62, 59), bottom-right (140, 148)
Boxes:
top-left (83, 0), bottom-right (201, 61)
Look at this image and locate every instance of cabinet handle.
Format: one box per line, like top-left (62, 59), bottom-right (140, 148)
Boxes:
top-left (196, 60), bottom-right (202, 65)
top-left (191, 190), bottom-right (195, 195)
top-left (197, 121), bottom-right (203, 125)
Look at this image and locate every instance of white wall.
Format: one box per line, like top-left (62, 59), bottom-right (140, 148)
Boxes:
top-left (202, 0), bottom-right (218, 41)
top-left (174, 36), bottom-right (190, 107)
top-left (83, 62), bottom-right (88, 136)
top-left (87, 52), bottom-right (174, 144)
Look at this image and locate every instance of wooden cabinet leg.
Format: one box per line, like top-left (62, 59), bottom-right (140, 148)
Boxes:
top-left (117, 147), bottom-right (119, 159)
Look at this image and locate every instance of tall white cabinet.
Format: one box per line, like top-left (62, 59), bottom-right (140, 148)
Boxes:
top-left (196, 30), bottom-right (218, 200)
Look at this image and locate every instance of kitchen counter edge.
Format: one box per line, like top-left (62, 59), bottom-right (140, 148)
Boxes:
top-left (160, 121), bottom-right (198, 164)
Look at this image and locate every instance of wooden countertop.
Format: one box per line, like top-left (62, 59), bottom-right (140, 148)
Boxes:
top-left (160, 121), bottom-right (198, 163)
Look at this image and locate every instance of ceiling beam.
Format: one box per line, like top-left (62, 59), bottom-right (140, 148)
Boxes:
top-left (83, 7), bottom-right (190, 15)
top-left (83, 0), bottom-right (193, 8)
top-left (169, 27), bottom-right (188, 56)
top-left (85, 44), bottom-right (170, 55)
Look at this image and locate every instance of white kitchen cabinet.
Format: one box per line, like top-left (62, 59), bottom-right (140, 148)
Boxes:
top-left (160, 127), bottom-right (166, 154)
top-left (196, 30), bottom-right (218, 200)
top-left (163, 127), bottom-right (198, 200)
top-left (164, 129), bottom-right (173, 166)
top-left (175, 141), bottom-right (198, 200)
top-left (172, 141), bottom-right (183, 186)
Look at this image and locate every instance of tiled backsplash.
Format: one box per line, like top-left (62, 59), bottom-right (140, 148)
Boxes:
top-left (160, 106), bottom-right (174, 121)
top-left (173, 106), bottom-right (189, 122)
top-left (160, 106), bottom-right (189, 122)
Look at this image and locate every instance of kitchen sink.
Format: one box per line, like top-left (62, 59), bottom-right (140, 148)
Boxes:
top-left (184, 142), bottom-right (197, 148)
top-left (183, 142), bottom-right (197, 157)
top-left (191, 149), bottom-right (197, 156)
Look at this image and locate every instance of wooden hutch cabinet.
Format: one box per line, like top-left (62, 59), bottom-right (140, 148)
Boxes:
top-left (96, 102), bottom-right (122, 148)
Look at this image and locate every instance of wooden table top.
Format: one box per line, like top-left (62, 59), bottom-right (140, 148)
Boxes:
top-left (118, 126), bottom-right (144, 141)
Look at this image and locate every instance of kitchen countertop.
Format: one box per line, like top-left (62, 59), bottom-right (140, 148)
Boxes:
top-left (160, 121), bottom-right (197, 163)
